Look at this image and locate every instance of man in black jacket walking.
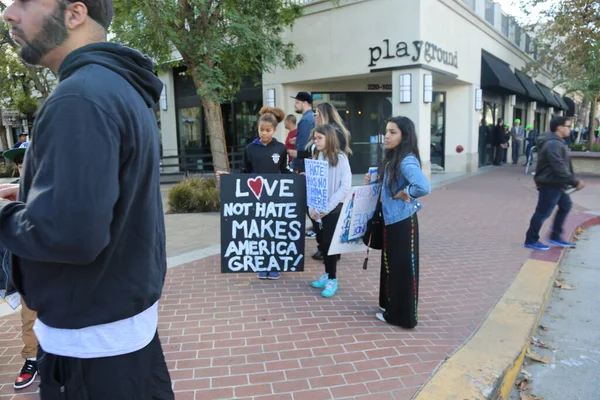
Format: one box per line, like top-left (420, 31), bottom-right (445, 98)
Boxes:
top-left (492, 118), bottom-right (506, 166)
top-left (2, 1), bottom-right (173, 398)
top-left (524, 117), bottom-right (585, 251)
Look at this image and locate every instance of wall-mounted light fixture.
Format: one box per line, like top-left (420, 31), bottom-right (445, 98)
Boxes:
top-left (475, 88), bottom-right (483, 110)
top-left (423, 74), bottom-right (433, 103)
top-left (531, 101), bottom-right (537, 111)
top-left (266, 89), bottom-right (276, 107)
top-left (160, 85), bottom-right (168, 111)
top-left (510, 95), bottom-right (516, 106)
top-left (399, 74), bottom-right (412, 103)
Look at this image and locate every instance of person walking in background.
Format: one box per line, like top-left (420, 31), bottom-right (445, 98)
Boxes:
top-left (524, 117), bottom-right (585, 251)
top-left (478, 120), bottom-right (489, 166)
top-left (0, 143), bottom-right (38, 390)
top-left (511, 118), bottom-right (524, 164)
top-left (493, 118), bottom-right (506, 166)
top-left (291, 92), bottom-right (315, 173)
top-left (364, 116), bottom-right (431, 329)
top-left (1, 1), bottom-right (174, 398)
top-left (284, 115), bottom-right (297, 165)
top-left (309, 124), bottom-right (352, 298)
top-left (503, 123), bottom-right (510, 164)
top-left (525, 124), bottom-right (538, 166)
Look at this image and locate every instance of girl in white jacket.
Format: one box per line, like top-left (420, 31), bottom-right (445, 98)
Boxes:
top-left (308, 124), bottom-right (352, 298)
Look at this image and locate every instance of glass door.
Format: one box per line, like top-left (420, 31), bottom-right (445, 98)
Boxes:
top-left (430, 92), bottom-right (446, 169)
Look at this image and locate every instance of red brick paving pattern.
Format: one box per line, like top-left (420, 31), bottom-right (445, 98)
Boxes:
top-left (1, 167), bottom-right (598, 400)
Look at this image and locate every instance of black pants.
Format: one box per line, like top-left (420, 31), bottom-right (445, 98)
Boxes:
top-left (319, 205), bottom-right (342, 279)
top-left (525, 187), bottom-right (572, 245)
top-left (379, 214), bottom-right (420, 329)
top-left (38, 331), bottom-right (174, 400)
top-left (493, 145), bottom-right (503, 165)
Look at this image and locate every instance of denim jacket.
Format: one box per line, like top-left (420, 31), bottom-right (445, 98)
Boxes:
top-left (381, 155), bottom-right (431, 225)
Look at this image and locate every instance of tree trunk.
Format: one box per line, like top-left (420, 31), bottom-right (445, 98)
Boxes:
top-left (185, 60), bottom-right (231, 173)
top-left (0, 125), bottom-right (8, 151)
top-left (201, 98), bottom-right (230, 172)
top-left (588, 96), bottom-right (598, 147)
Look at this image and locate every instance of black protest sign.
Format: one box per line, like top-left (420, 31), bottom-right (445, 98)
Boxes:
top-left (220, 174), bottom-right (306, 273)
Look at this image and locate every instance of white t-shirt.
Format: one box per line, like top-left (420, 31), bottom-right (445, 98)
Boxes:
top-left (33, 302), bottom-right (158, 358)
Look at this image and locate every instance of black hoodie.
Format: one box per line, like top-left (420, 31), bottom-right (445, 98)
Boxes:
top-left (534, 131), bottom-right (580, 189)
top-left (0, 43), bottom-right (166, 329)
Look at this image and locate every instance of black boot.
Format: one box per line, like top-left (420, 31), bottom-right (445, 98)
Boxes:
top-left (312, 250), bottom-right (323, 260)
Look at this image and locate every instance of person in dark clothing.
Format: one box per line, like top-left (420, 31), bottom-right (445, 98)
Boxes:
top-left (1, 1), bottom-right (174, 398)
top-left (217, 106), bottom-right (289, 278)
top-left (12, 133), bottom-right (27, 149)
top-left (291, 92), bottom-right (315, 173)
top-left (524, 124), bottom-right (538, 166)
top-left (524, 117), bottom-right (585, 251)
top-left (478, 120), bottom-right (489, 165)
top-left (492, 118), bottom-right (506, 165)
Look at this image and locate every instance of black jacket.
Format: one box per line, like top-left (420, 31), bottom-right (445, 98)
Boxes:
top-left (493, 125), bottom-right (506, 146)
top-left (0, 43), bottom-right (166, 329)
top-left (242, 138), bottom-right (289, 174)
top-left (534, 132), bottom-right (580, 189)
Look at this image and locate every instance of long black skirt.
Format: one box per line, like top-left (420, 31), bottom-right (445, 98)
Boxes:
top-left (379, 213), bottom-right (420, 329)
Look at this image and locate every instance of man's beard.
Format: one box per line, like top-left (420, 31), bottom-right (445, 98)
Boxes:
top-left (17, 2), bottom-right (68, 66)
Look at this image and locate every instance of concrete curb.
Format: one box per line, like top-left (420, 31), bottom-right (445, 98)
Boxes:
top-left (413, 212), bottom-right (600, 400)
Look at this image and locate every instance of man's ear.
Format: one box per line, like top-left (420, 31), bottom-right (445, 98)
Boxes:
top-left (64, 2), bottom-right (89, 30)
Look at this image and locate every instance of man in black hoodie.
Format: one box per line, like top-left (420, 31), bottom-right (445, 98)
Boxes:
top-left (2, 1), bottom-right (174, 398)
top-left (524, 117), bottom-right (585, 251)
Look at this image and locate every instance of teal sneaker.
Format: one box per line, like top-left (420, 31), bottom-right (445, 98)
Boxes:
top-left (321, 279), bottom-right (338, 298)
top-left (311, 273), bottom-right (329, 289)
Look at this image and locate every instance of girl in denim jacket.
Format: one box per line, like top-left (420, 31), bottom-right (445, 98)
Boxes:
top-left (364, 117), bottom-right (431, 328)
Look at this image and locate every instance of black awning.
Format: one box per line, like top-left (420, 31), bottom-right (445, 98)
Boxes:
top-left (563, 96), bottom-right (576, 117)
top-left (535, 83), bottom-right (561, 108)
top-left (481, 52), bottom-right (527, 96)
top-left (553, 92), bottom-right (569, 111)
top-left (514, 71), bottom-right (546, 102)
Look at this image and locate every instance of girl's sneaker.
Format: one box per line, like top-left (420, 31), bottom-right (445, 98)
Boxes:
top-left (257, 272), bottom-right (268, 279)
top-left (311, 273), bottom-right (329, 289)
top-left (268, 271), bottom-right (280, 280)
top-left (321, 279), bottom-right (338, 298)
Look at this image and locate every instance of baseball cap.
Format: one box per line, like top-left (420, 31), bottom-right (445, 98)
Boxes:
top-left (291, 92), bottom-right (313, 104)
top-left (526, 124), bottom-right (533, 130)
top-left (67, 0), bottom-right (114, 29)
top-left (3, 141), bottom-right (29, 163)
top-left (514, 119), bottom-right (521, 124)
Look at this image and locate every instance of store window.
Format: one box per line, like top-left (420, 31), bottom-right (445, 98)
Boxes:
top-left (501, 14), bottom-right (509, 37)
top-left (234, 101), bottom-right (261, 148)
top-left (431, 93), bottom-right (446, 169)
top-left (514, 25), bottom-right (522, 47)
top-left (485, 0), bottom-right (494, 24)
top-left (463, 0), bottom-right (476, 11)
top-left (177, 107), bottom-right (203, 152)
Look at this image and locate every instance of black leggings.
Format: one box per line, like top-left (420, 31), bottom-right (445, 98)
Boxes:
top-left (319, 205), bottom-right (342, 279)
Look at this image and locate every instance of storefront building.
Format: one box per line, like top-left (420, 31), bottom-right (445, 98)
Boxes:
top-left (263, 0), bottom-right (574, 175)
top-left (155, 0), bottom-right (575, 175)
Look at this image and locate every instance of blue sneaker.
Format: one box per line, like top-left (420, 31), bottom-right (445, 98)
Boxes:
top-left (548, 239), bottom-right (576, 248)
top-left (267, 271), bottom-right (280, 280)
top-left (321, 279), bottom-right (338, 298)
top-left (257, 272), bottom-right (268, 279)
top-left (311, 273), bottom-right (329, 289)
top-left (525, 241), bottom-right (550, 251)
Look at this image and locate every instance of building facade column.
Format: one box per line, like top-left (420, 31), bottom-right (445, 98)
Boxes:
top-left (392, 68), bottom-right (432, 179)
top-left (546, 107), bottom-right (554, 128)
top-left (158, 69), bottom-right (179, 173)
top-left (443, 84), bottom-right (479, 173)
top-left (504, 95), bottom-right (515, 127)
top-left (526, 101), bottom-right (536, 129)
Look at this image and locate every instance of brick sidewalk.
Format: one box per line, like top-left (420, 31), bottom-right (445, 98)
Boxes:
top-left (1, 166), bottom-right (599, 400)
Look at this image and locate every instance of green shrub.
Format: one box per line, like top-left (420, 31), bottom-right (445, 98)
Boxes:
top-left (570, 143), bottom-right (600, 152)
top-left (167, 177), bottom-right (220, 213)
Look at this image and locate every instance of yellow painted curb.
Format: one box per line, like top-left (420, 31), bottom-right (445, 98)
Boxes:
top-left (414, 259), bottom-right (558, 400)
